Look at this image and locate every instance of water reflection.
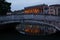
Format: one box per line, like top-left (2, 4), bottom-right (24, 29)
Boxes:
top-left (16, 24), bottom-right (57, 35)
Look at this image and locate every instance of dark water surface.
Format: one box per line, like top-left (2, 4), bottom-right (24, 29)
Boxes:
top-left (16, 30), bottom-right (60, 40)
top-left (0, 29), bottom-right (16, 40)
top-left (0, 29), bottom-right (60, 40)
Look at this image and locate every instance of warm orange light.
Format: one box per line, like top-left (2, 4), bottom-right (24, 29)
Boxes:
top-left (24, 8), bottom-right (42, 14)
top-left (24, 25), bottom-right (40, 34)
top-left (24, 26), bottom-right (31, 33)
top-left (25, 28), bottom-right (31, 33)
top-left (34, 29), bottom-right (40, 33)
top-left (24, 28), bottom-right (40, 34)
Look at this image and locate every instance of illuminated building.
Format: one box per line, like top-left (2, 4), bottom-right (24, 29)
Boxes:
top-left (24, 4), bottom-right (49, 14)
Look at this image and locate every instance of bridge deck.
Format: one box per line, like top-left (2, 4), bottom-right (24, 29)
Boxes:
top-left (0, 15), bottom-right (60, 22)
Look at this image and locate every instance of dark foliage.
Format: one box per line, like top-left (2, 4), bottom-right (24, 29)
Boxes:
top-left (0, 0), bottom-right (11, 15)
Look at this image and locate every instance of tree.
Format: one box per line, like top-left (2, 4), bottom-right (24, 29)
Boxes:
top-left (0, 0), bottom-right (11, 15)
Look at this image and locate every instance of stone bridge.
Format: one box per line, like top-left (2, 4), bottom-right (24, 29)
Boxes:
top-left (0, 14), bottom-right (60, 30)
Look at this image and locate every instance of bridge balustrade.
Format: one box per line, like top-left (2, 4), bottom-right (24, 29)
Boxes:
top-left (0, 15), bottom-right (60, 24)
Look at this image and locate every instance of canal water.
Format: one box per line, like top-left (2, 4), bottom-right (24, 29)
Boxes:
top-left (17, 32), bottom-right (60, 40)
top-left (0, 29), bottom-right (60, 40)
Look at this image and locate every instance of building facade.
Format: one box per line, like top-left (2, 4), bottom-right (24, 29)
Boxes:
top-left (49, 4), bottom-right (60, 16)
top-left (12, 4), bottom-right (60, 16)
top-left (24, 4), bottom-right (49, 15)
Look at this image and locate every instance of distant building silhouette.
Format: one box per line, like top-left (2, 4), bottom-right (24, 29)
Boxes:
top-left (12, 9), bottom-right (24, 15)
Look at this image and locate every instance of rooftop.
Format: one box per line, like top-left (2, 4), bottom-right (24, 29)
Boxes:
top-left (24, 4), bottom-right (48, 9)
top-left (49, 4), bottom-right (60, 7)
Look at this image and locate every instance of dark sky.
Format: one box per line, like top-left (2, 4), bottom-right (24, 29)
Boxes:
top-left (6, 0), bottom-right (60, 11)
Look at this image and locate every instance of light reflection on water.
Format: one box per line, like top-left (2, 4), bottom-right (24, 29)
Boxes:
top-left (16, 24), bottom-right (57, 35)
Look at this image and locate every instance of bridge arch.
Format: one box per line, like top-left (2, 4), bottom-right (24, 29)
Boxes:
top-left (0, 19), bottom-right (60, 31)
top-left (21, 20), bottom-right (60, 31)
top-left (16, 20), bottom-right (60, 35)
